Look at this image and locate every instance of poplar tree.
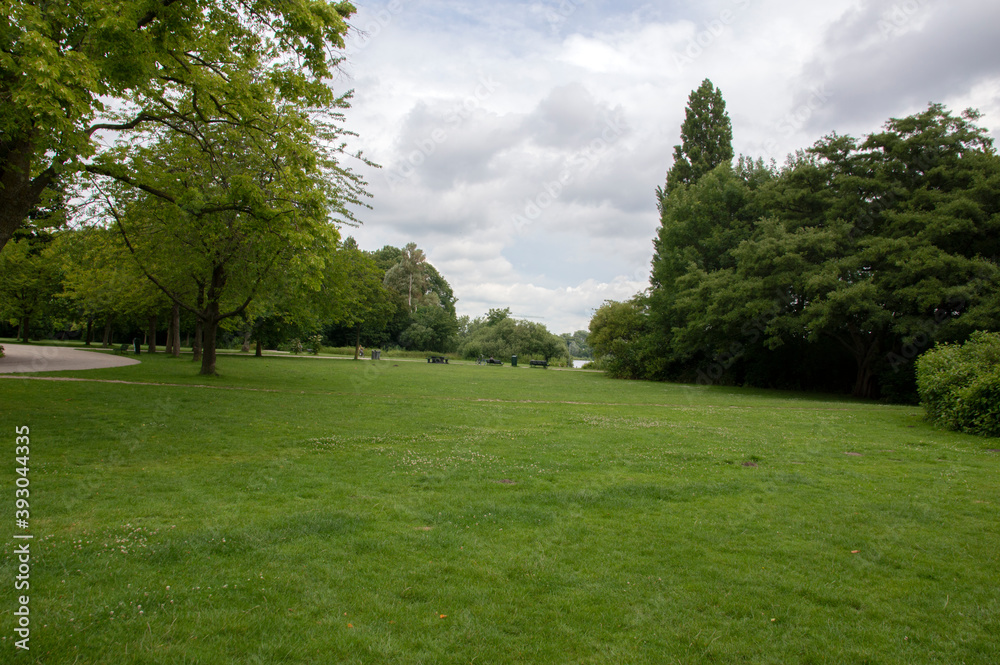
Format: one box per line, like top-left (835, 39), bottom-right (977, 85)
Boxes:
top-left (658, 78), bottom-right (734, 199)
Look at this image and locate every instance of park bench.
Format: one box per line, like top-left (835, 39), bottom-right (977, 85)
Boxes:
top-left (114, 343), bottom-right (131, 355)
top-left (529, 360), bottom-right (548, 368)
top-left (427, 356), bottom-right (449, 364)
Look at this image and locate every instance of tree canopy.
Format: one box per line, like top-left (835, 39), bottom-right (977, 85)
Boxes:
top-left (1, 0), bottom-right (357, 252)
top-left (658, 78), bottom-right (734, 199)
top-left (595, 101), bottom-right (1000, 399)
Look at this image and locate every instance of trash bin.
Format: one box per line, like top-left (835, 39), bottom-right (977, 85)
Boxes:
top-left (133, 338), bottom-right (142, 354)
top-left (511, 355), bottom-right (517, 367)
top-left (372, 349), bottom-right (381, 360)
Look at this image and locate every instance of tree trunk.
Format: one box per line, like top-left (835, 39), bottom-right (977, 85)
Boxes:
top-left (853, 364), bottom-right (877, 399)
top-left (103, 317), bottom-right (114, 347)
top-left (164, 318), bottom-right (174, 355)
top-left (255, 339), bottom-right (262, 357)
top-left (842, 326), bottom-right (881, 399)
top-left (192, 321), bottom-right (203, 362)
top-left (170, 303), bottom-right (181, 357)
top-left (0, 136), bottom-right (56, 254)
top-left (355, 325), bottom-right (362, 360)
top-left (200, 316), bottom-right (219, 375)
top-left (199, 265), bottom-right (226, 375)
top-left (147, 315), bottom-right (158, 353)
top-left (85, 317), bottom-right (94, 346)
top-left (19, 316), bottom-right (30, 342)
top-left (193, 284), bottom-right (205, 362)
top-left (241, 326), bottom-right (251, 353)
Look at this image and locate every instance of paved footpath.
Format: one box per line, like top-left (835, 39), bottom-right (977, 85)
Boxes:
top-left (0, 343), bottom-right (140, 373)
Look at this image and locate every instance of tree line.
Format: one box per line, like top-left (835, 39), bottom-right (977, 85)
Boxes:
top-left (1, 228), bottom-right (582, 366)
top-left (590, 79), bottom-right (1000, 400)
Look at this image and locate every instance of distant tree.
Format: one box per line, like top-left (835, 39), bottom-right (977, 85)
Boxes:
top-left (486, 307), bottom-right (511, 326)
top-left (588, 298), bottom-right (656, 379)
top-left (561, 330), bottom-right (593, 359)
top-left (459, 313), bottom-right (567, 363)
top-left (383, 242), bottom-right (428, 312)
top-left (400, 305), bottom-right (459, 352)
top-left (320, 239), bottom-right (396, 359)
top-left (58, 227), bottom-right (168, 348)
top-left (0, 233), bottom-right (62, 341)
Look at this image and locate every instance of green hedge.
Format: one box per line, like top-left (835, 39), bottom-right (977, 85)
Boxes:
top-left (915, 332), bottom-right (1000, 437)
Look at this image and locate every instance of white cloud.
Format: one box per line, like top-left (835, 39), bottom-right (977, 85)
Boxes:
top-left (339, 0), bottom-right (1000, 334)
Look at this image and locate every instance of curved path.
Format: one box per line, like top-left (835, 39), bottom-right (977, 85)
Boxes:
top-left (0, 343), bottom-right (140, 373)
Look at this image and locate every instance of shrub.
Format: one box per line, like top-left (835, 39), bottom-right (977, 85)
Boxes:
top-left (308, 334), bottom-right (323, 355)
top-left (916, 332), bottom-right (1000, 437)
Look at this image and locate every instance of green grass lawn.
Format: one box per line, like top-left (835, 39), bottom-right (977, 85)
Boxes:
top-left (1, 352), bottom-right (998, 663)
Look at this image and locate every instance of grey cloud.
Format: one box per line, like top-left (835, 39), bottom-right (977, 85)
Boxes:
top-left (387, 101), bottom-right (524, 188)
top-left (796, 0), bottom-right (1000, 135)
top-left (523, 82), bottom-right (625, 149)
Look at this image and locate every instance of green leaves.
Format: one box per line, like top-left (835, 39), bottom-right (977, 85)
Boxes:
top-left (662, 79), bottom-right (734, 196)
top-left (1, 0), bottom-right (360, 252)
top-left (643, 102), bottom-right (1000, 397)
top-left (916, 332), bottom-right (1000, 436)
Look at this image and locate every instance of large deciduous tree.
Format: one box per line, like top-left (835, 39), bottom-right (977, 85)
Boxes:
top-left (318, 238), bottom-right (396, 359)
top-left (1, 0), bottom-right (356, 252)
top-left (644, 104), bottom-right (1000, 398)
top-left (86, 82), bottom-right (368, 375)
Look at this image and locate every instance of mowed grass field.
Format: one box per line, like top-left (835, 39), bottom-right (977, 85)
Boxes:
top-left (1, 352), bottom-right (998, 664)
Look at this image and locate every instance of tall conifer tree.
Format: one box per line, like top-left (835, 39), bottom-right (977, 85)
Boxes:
top-left (658, 79), bottom-right (734, 200)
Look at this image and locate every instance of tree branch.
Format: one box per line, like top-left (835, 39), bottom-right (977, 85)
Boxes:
top-left (136, 0), bottom-right (185, 30)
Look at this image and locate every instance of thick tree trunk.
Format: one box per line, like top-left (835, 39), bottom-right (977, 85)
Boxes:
top-left (199, 266), bottom-right (226, 375)
top-left (847, 326), bottom-right (881, 399)
top-left (241, 327), bottom-right (251, 353)
top-left (200, 319), bottom-right (218, 375)
top-left (147, 315), bottom-right (158, 353)
top-left (255, 339), bottom-right (262, 357)
top-left (103, 317), bottom-right (114, 347)
top-left (19, 316), bottom-right (30, 342)
top-left (84, 317), bottom-right (94, 346)
top-left (170, 303), bottom-right (181, 357)
top-left (0, 136), bottom-right (56, 254)
top-left (192, 322), bottom-right (203, 361)
top-left (853, 365), bottom-right (877, 399)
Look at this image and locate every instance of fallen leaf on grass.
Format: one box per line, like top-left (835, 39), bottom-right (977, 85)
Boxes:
top-left (851, 550), bottom-right (860, 554)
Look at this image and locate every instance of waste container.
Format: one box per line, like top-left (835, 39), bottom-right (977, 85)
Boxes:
top-left (372, 349), bottom-right (381, 360)
top-left (133, 338), bottom-right (141, 354)
top-left (511, 355), bottom-right (517, 367)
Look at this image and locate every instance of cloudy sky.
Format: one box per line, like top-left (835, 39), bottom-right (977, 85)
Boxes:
top-left (333, 0), bottom-right (1000, 334)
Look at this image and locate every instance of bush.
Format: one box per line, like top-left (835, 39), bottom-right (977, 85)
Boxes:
top-left (308, 334), bottom-right (323, 356)
top-left (916, 332), bottom-right (1000, 437)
